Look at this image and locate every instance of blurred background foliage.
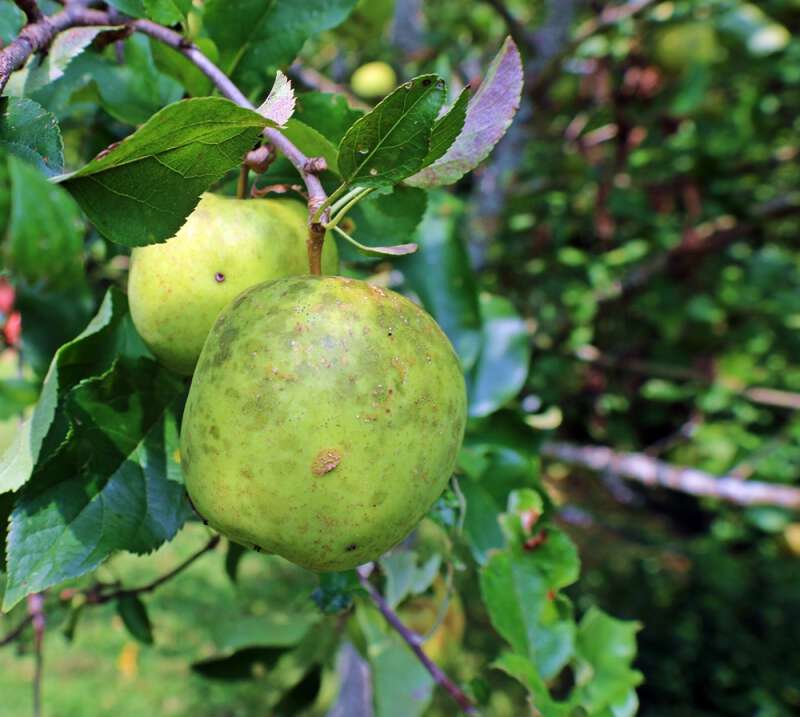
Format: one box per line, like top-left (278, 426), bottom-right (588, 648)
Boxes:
top-left (1, 0), bottom-right (800, 715)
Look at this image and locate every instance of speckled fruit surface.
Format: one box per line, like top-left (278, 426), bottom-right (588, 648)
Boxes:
top-left (180, 276), bottom-right (467, 571)
top-left (128, 194), bottom-right (338, 374)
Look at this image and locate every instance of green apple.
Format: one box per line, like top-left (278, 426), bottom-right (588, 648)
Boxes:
top-left (351, 61), bottom-right (397, 98)
top-left (655, 22), bottom-right (721, 72)
top-left (180, 275), bottom-right (467, 571)
top-left (128, 194), bottom-right (338, 375)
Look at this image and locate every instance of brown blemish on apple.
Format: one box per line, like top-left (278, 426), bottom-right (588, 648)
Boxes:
top-left (312, 448), bottom-right (341, 476)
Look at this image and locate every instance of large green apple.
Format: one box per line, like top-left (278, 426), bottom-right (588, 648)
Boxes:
top-left (180, 276), bottom-right (467, 571)
top-left (128, 194), bottom-right (338, 374)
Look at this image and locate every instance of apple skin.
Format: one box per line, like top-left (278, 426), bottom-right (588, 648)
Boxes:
top-left (128, 194), bottom-right (338, 375)
top-left (351, 61), bottom-right (397, 98)
top-left (180, 275), bottom-right (467, 571)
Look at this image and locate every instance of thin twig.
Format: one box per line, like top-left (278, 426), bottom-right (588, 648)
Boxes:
top-left (0, 6), bottom-right (330, 271)
top-left (542, 441), bottom-right (800, 510)
top-left (27, 593), bottom-right (45, 717)
top-left (482, 0), bottom-right (534, 52)
top-left (0, 5), bottom-right (109, 92)
top-left (573, 347), bottom-right (800, 411)
top-left (236, 164), bottom-right (249, 200)
top-left (0, 613), bottom-right (33, 647)
top-left (357, 567), bottom-right (478, 715)
top-left (95, 535), bottom-right (220, 604)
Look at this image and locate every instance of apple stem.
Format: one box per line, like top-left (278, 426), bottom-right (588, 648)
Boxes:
top-left (307, 221), bottom-right (326, 275)
top-left (236, 164), bottom-right (249, 199)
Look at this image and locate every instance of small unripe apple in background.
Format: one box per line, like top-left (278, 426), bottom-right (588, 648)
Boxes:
top-left (654, 22), bottom-right (722, 72)
top-left (351, 61), bottom-right (397, 98)
top-left (127, 194), bottom-right (338, 374)
top-left (180, 275), bottom-right (467, 571)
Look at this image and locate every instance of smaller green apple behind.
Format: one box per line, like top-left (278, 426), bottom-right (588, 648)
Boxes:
top-left (351, 61), bottom-right (397, 98)
top-left (180, 276), bottom-right (467, 571)
top-left (128, 194), bottom-right (338, 374)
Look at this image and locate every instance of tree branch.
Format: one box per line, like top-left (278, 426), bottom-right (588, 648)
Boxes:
top-left (27, 593), bottom-right (45, 717)
top-left (0, 5), bottom-right (109, 92)
top-left (481, 0), bottom-right (535, 54)
top-left (357, 567), bottom-right (478, 715)
top-left (0, 613), bottom-right (33, 647)
top-left (0, 5), bottom-right (330, 270)
top-left (573, 346), bottom-right (800, 411)
top-left (542, 441), bottom-right (800, 510)
top-left (94, 535), bottom-right (220, 604)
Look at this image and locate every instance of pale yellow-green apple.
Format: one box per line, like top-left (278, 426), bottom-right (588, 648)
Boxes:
top-left (655, 22), bottom-right (721, 72)
top-left (180, 276), bottom-right (467, 571)
top-left (128, 194), bottom-right (337, 374)
top-left (351, 61), bottom-right (397, 98)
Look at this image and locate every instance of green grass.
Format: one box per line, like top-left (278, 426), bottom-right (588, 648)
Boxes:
top-left (0, 523), bottom-right (324, 717)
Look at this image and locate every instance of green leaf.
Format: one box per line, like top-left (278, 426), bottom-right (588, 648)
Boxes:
top-left (356, 602), bottom-right (434, 717)
top-left (281, 118), bottom-right (339, 174)
top-left (151, 36), bottom-right (219, 98)
top-left (143, 0), bottom-right (190, 24)
top-left (62, 97), bottom-right (267, 247)
top-left (571, 608), bottom-right (643, 714)
top-left (460, 479), bottom-right (503, 564)
top-left (105, 0), bottom-right (146, 17)
top-left (117, 593), bottom-right (154, 644)
top-left (90, 35), bottom-right (183, 125)
top-left (5, 27), bottom-right (117, 98)
top-left (379, 551), bottom-right (440, 609)
top-left (493, 652), bottom-right (570, 717)
top-left (332, 226), bottom-right (416, 258)
top-left (406, 37), bottom-right (524, 187)
top-left (193, 646), bottom-right (287, 680)
top-left (0, 289), bottom-right (139, 495)
top-left (294, 91), bottom-right (363, 144)
top-left (480, 549), bottom-right (577, 680)
top-left (224, 541), bottom-right (247, 583)
top-left (311, 570), bottom-right (361, 614)
top-left (2, 359), bottom-right (190, 610)
top-left (0, 98), bottom-right (64, 176)
top-left (398, 191), bottom-right (482, 370)
top-left (205, 0), bottom-right (358, 94)
top-left (468, 293), bottom-right (530, 417)
top-left (421, 86), bottom-right (470, 168)
top-left (5, 155), bottom-right (84, 289)
top-left (0, 2), bottom-right (24, 45)
top-left (344, 185), bottom-right (427, 262)
top-left (14, 281), bottom-right (95, 377)
top-left (338, 75), bottom-right (446, 188)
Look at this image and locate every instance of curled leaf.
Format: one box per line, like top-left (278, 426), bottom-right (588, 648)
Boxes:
top-left (406, 37), bottom-right (523, 187)
top-left (257, 70), bottom-right (296, 127)
top-left (332, 226), bottom-right (417, 257)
